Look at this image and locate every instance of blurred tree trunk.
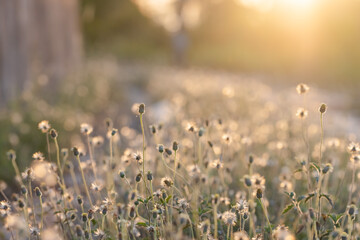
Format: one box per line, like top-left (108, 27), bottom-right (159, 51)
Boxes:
top-left (0, 0), bottom-right (82, 106)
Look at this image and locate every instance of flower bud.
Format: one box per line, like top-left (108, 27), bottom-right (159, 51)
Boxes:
top-left (35, 187), bottom-right (42, 197)
top-left (77, 195), bottom-right (83, 205)
top-left (135, 173), bottom-right (142, 183)
top-left (256, 188), bottom-right (263, 199)
top-left (138, 103), bottom-right (145, 114)
top-left (319, 103), bottom-right (327, 114)
top-left (157, 144), bottom-right (164, 153)
top-left (147, 171), bottom-right (153, 181)
top-left (50, 129), bottom-right (58, 139)
top-left (72, 147), bottom-right (80, 156)
top-left (172, 141), bottom-right (179, 151)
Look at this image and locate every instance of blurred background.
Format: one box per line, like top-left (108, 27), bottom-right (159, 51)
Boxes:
top-left (1, 0), bottom-right (360, 182)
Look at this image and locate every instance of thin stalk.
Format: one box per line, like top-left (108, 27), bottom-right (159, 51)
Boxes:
top-left (186, 210), bottom-right (195, 240)
top-left (348, 162), bottom-right (356, 205)
top-left (301, 119), bottom-right (312, 193)
top-left (88, 221), bottom-right (94, 240)
top-left (227, 225), bottom-right (231, 240)
top-left (46, 132), bottom-right (51, 161)
top-left (258, 198), bottom-right (273, 240)
top-left (108, 135), bottom-right (114, 190)
top-left (68, 162), bottom-right (81, 196)
top-left (319, 113), bottom-right (324, 167)
top-left (11, 158), bottom-right (22, 185)
top-left (139, 114), bottom-right (147, 193)
top-left (213, 204), bottom-right (218, 239)
top-left (39, 196), bottom-right (44, 229)
top-left (54, 138), bottom-right (66, 190)
top-left (160, 153), bottom-right (191, 187)
top-left (170, 150), bottom-right (178, 223)
top-left (76, 155), bottom-right (93, 207)
top-left (28, 181), bottom-right (36, 225)
top-left (0, 190), bottom-right (9, 202)
top-left (87, 135), bottom-right (98, 180)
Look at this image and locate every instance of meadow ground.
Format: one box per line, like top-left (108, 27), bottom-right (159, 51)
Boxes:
top-left (0, 61), bottom-right (359, 240)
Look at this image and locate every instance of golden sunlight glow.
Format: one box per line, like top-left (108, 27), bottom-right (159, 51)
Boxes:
top-left (237, 0), bottom-right (317, 13)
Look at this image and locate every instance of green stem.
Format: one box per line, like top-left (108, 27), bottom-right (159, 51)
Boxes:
top-left (11, 158), bottom-right (22, 185)
top-left (227, 225), bottom-right (231, 240)
top-left (46, 132), bottom-right (51, 161)
top-left (54, 139), bottom-right (66, 189)
top-left (28, 181), bottom-right (36, 225)
top-left (139, 114), bottom-right (147, 193)
top-left (76, 155), bottom-right (93, 207)
top-left (259, 198), bottom-right (273, 239)
top-left (87, 135), bottom-right (98, 180)
top-left (39, 196), bottom-right (44, 229)
top-left (213, 204), bottom-right (218, 239)
top-left (348, 163), bottom-right (356, 205)
top-left (319, 113), bottom-right (324, 167)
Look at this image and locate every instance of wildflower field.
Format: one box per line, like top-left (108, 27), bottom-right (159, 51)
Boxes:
top-left (0, 65), bottom-right (359, 240)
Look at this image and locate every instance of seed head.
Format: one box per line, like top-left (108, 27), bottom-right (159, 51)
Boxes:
top-left (6, 150), bottom-right (16, 161)
top-left (172, 141), bottom-right (179, 151)
top-left (82, 213), bottom-right (88, 222)
top-left (111, 128), bottom-right (118, 136)
top-left (72, 147), bottom-right (80, 156)
top-left (49, 129), bottom-right (58, 139)
top-left (80, 123), bottom-right (93, 135)
top-left (157, 144), bottom-right (164, 153)
top-left (119, 171), bottom-right (126, 178)
top-left (32, 152), bottom-right (44, 161)
top-left (296, 108), bottom-right (308, 119)
top-left (38, 120), bottom-right (51, 133)
top-left (160, 177), bottom-right (173, 188)
top-left (256, 188), bottom-right (263, 199)
top-left (77, 195), bottom-right (83, 205)
top-left (135, 173), bottom-right (142, 183)
top-left (35, 187), bottom-right (42, 197)
top-left (147, 171), bottom-right (153, 181)
top-left (222, 211), bottom-right (237, 226)
top-left (132, 103), bottom-right (145, 115)
top-left (296, 83), bottom-right (310, 95)
top-left (75, 225), bottom-right (83, 237)
top-left (319, 103), bottom-right (327, 114)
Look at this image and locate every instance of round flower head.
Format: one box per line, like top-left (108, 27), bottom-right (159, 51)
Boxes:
top-left (273, 225), bottom-right (295, 240)
top-left (38, 120), bottom-right (51, 133)
top-left (90, 182), bottom-right (103, 192)
top-left (251, 173), bottom-right (266, 190)
top-left (177, 198), bottom-right (189, 209)
top-left (6, 150), bottom-right (16, 161)
top-left (198, 220), bottom-right (210, 236)
top-left (279, 180), bottom-right (293, 192)
top-left (94, 228), bottom-right (106, 238)
top-left (32, 152), bottom-right (44, 161)
top-left (236, 199), bottom-right (249, 214)
top-left (348, 142), bottom-right (360, 154)
top-left (222, 211), bottom-right (237, 226)
top-left (234, 231), bottom-right (249, 240)
top-left (296, 108), bottom-right (308, 119)
top-left (222, 134), bottom-right (232, 144)
top-left (296, 83), bottom-right (310, 95)
top-left (132, 152), bottom-right (143, 164)
top-left (350, 154), bottom-right (360, 164)
top-left (80, 123), bottom-right (93, 135)
top-left (160, 177), bottom-right (173, 188)
top-left (210, 159), bottom-right (223, 169)
top-left (91, 136), bottom-right (104, 147)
